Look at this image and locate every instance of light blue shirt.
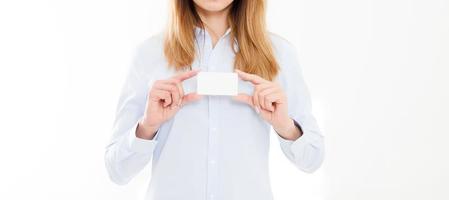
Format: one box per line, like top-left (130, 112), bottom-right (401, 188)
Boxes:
top-left (105, 27), bottom-right (325, 200)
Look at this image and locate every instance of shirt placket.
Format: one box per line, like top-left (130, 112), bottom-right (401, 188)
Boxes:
top-left (202, 32), bottom-right (223, 200)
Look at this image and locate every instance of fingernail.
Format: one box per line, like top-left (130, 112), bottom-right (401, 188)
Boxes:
top-left (255, 107), bottom-right (260, 113)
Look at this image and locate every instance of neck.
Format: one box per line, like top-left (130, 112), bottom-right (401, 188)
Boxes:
top-left (195, 6), bottom-right (231, 47)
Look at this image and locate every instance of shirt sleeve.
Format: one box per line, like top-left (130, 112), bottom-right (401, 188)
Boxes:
top-left (104, 41), bottom-right (159, 185)
top-left (275, 40), bottom-right (325, 173)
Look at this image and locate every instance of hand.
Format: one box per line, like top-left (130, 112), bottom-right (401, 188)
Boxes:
top-left (137, 69), bottom-right (203, 139)
top-left (233, 69), bottom-right (301, 140)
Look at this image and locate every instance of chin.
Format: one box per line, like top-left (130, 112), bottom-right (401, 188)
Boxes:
top-left (194, 0), bottom-right (234, 12)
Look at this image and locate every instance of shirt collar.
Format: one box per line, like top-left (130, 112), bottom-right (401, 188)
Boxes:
top-left (194, 26), bottom-right (232, 39)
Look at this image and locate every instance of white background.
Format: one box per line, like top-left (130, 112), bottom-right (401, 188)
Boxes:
top-left (1, 0), bottom-right (448, 199)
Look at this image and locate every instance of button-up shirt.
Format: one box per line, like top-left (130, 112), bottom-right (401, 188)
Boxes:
top-left (105, 27), bottom-right (325, 200)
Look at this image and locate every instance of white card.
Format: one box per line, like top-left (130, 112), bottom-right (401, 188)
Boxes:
top-left (197, 72), bottom-right (238, 96)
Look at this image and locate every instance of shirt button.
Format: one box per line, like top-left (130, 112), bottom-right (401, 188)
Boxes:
top-left (209, 160), bottom-right (216, 164)
top-left (209, 194), bottom-right (215, 199)
top-left (211, 127), bottom-right (217, 131)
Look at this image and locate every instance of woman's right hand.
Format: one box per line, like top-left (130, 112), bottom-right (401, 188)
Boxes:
top-left (136, 69), bottom-right (202, 140)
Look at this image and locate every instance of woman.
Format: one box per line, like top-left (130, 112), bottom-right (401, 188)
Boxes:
top-left (105, 0), bottom-right (324, 199)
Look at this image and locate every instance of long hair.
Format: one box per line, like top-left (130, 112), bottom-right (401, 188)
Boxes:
top-left (164, 0), bottom-right (279, 81)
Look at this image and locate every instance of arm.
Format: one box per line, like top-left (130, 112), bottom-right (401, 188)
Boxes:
top-left (104, 44), bottom-right (159, 185)
top-left (234, 62), bottom-right (324, 173)
top-left (275, 42), bottom-right (325, 173)
top-left (104, 40), bottom-right (202, 185)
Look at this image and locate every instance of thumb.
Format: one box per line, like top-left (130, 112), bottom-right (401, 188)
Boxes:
top-left (181, 92), bottom-right (203, 105)
top-left (233, 93), bottom-right (254, 107)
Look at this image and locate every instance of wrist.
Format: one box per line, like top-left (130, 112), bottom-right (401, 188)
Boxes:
top-left (136, 120), bottom-right (159, 140)
top-left (273, 118), bottom-right (301, 141)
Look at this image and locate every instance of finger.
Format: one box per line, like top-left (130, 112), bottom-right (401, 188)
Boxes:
top-left (153, 90), bottom-right (172, 107)
top-left (232, 93), bottom-right (254, 107)
top-left (152, 89), bottom-right (170, 101)
top-left (182, 92), bottom-right (203, 105)
top-left (235, 69), bottom-right (268, 85)
top-left (255, 84), bottom-right (273, 111)
top-left (264, 93), bottom-right (280, 112)
top-left (259, 87), bottom-right (279, 111)
top-left (173, 69), bottom-right (201, 82)
top-left (154, 82), bottom-right (181, 107)
top-left (170, 79), bottom-right (185, 105)
top-left (160, 79), bottom-right (184, 105)
top-left (253, 83), bottom-right (271, 112)
top-left (154, 82), bottom-right (179, 96)
top-left (169, 89), bottom-right (180, 109)
top-left (265, 92), bottom-right (283, 110)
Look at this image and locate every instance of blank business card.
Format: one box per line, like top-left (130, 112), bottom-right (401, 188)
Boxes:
top-left (197, 72), bottom-right (238, 96)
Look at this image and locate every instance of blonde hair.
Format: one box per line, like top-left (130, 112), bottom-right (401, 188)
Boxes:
top-left (164, 0), bottom-right (279, 81)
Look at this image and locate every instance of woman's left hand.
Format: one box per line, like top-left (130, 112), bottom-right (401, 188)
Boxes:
top-left (233, 69), bottom-right (301, 140)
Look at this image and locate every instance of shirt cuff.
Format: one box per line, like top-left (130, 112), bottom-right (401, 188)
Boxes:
top-left (127, 120), bottom-right (159, 154)
top-left (276, 119), bottom-right (313, 152)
